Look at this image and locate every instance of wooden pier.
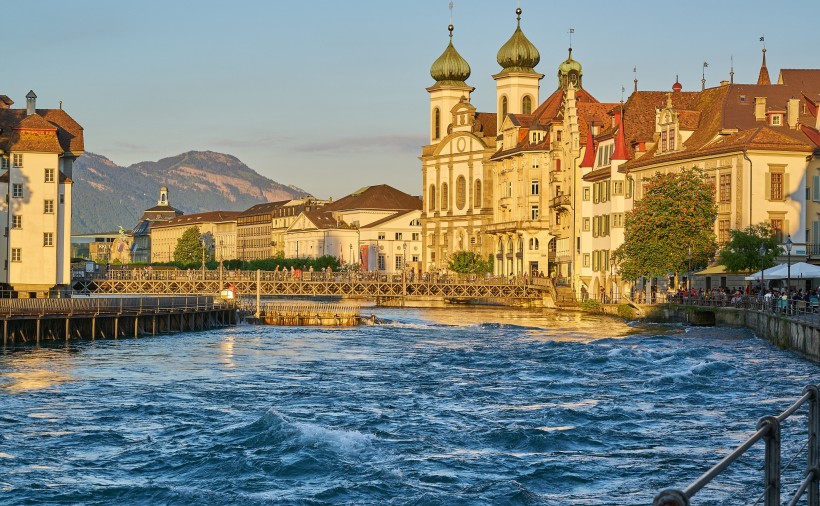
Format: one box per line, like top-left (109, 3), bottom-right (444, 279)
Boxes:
top-left (0, 296), bottom-right (236, 344)
top-left (242, 302), bottom-right (365, 326)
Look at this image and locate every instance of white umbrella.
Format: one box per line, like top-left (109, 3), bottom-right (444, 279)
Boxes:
top-left (745, 263), bottom-right (789, 281)
top-left (745, 262), bottom-right (820, 280)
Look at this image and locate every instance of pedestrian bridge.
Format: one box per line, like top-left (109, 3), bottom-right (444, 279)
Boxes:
top-left (73, 269), bottom-right (554, 304)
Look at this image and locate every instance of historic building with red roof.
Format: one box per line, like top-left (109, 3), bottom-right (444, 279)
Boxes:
top-left (577, 50), bottom-right (820, 299)
top-left (0, 91), bottom-right (84, 294)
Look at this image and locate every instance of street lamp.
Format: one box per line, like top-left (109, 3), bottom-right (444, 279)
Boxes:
top-left (785, 235), bottom-right (793, 297)
top-left (759, 243), bottom-right (766, 294)
top-left (687, 245), bottom-right (692, 292)
top-left (609, 253), bottom-right (615, 303)
top-left (201, 239), bottom-right (207, 279)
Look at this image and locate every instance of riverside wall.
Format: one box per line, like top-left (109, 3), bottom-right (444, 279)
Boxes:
top-left (640, 304), bottom-right (820, 363)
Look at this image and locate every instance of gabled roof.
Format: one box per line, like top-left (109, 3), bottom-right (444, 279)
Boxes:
top-left (361, 209), bottom-right (419, 229)
top-left (323, 184), bottom-right (422, 212)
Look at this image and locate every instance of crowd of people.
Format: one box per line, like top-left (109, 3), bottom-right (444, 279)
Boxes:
top-left (670, 285), bottom-right (820, 314)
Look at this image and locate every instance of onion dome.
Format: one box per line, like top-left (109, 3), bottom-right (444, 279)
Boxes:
top-left (557, 48), bottom-right (583, 88)
top-left (672, 75), bottom-right (683, 92)
top-left (496, 8), bottom-right (540, 74)
top-left (430, 25), bottom-right (471, 86)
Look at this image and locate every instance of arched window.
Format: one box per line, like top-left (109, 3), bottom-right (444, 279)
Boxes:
top-left (456, 176), bottom-right (466, 210)
top-left (534, 238), bottom-right (539, 250)
top-left (441, 182), bottom-right (449, 210)
top-left (522, 95), bottom-right (532, 114)
top-left (433, 108), bottom-right (441, 139)
top-left (428, 184), bottom-right (436, 211)
top-left (474, 180), bottom-right (482, 208)
top-left (501, 96), bottom-right (508, 119)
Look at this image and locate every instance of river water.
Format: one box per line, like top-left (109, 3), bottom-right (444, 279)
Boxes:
top-left (1, 306), bottom-right (819, 505)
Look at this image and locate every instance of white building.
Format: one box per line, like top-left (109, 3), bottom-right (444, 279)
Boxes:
top-left (0, 91), bottom-right (84, 295)
top-left (285, 185), bottom-right (423, 274)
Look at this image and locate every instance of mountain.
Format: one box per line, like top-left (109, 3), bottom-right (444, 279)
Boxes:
top-left (72, 151), bottom-right (309, 233)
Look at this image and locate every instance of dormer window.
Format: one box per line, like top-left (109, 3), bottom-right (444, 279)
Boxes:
top-left (770, 114), bottom-right (782, 126)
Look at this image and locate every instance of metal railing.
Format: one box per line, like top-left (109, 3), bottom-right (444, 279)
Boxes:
top-left (0, 296), bottom-right (228, 318)
top-left (654, 384), bottom-right (820, 506)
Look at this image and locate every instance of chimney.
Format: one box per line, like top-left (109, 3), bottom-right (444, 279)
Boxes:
top-left (787, 98), bottom-right (800, 129)
top-left (25, 90), bottom-right (37, 116)
top-left (720, 80), bottom-right (729, 87)
top-left (754, 97), bottom-right (766, 121)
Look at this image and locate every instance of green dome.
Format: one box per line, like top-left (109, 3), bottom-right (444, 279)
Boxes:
top-left (430, 26), bottom-right (471, 86)
top-left (558, 48), bottom-right (583, 88)
top-left (496, 8), bottom-right (540, 74)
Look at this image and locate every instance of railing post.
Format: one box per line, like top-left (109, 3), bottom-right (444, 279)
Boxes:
top-left (757, 415), bottom-right (781, 506)
top-left (805, 384), bottom-right (820, 506)
top-left (652, 489), bottom-right (688, 506)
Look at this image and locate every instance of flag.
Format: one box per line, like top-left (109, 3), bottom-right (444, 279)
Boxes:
top-left (633, 66), bottom-right (636, 73)
top-left (621, 85), bottom-right (625, 93)
top-left (703, 62), bottom-right (709, 68)
top-left (760, 36), bottom-right (764, 42)
top-left (569, 28), bottom-right (574, 33)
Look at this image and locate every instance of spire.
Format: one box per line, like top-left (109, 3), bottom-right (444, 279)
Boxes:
top-left (701, 62), bottom-right (708, 91)
top-left (672, 75), bottom-right (682, 92)
top-left (633, 66), bottom-right (638, 93)
top-left (612, 111), bottom-right (629, 161)
top-left (558, 47), bottom-right (583, 89)
top-left (429, 22), bottom-right (471, 86)
top-left (496, 7), bottom-right (540, 74)
top-left (757, 48), bottom-right (771, 85)
top-left (579, 124), bottom-right (596, 168)
top-left (730, 55), bottom-right (735, 84)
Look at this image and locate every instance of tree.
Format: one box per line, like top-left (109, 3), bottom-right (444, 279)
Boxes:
top-left (718, 224), bottom-right (780, 273)
top-left (448, 251), bottom-right (492, 274)
top-left (174, 227), bottom-right (204, 265)
top-left (616, 167), bottom-right (718, 281)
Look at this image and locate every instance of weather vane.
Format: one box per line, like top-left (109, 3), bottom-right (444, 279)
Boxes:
top-left (760, 35), bottom-right (765, 49)
top-left (449, 1), bottom-right (453, 24)
top-left (568, 27), bottom-right (574, 49)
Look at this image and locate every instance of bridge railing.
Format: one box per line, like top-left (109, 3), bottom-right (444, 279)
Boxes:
top-left (654, 384), bottom-right (820, 506)
top-left (0, 296), bottom-right (229, 318)
top-left (92, 268), bottom-right (531, 286)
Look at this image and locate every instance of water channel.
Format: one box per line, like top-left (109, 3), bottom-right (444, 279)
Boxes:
top-left (1, 306), bottom-right (818, 505)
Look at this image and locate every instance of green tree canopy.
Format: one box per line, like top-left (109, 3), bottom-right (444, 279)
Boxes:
top-left (174, 227), bottom-right (204, 265)
top-left (718, 224), bottom-right (780, 273)
top-left (448, 251), bottom-right (493, 274)
top-left (616, 167), bottom-right (718, 280)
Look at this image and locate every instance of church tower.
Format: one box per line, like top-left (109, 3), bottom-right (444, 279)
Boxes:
top-left (427, 23), bottom-right (473, 144)
top-left (493, 7), bottom-right (542, 131)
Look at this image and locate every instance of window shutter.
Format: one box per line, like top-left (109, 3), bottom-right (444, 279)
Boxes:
top-left (765, 173), bottom-right (771, 201)
top-left (813, 221), bottom-right (820, 246)
top-left (813, 176), bottom-right (820, 202)
top-left (784, 173), bottom-right (790, 200)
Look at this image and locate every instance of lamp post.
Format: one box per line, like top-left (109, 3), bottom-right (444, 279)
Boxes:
top-left (609, 253), bottom-right (615, 303)
top-left (785, 235), bottom-right (793, 297)
top-left (759, 243), bottom-right (766, 294)
top-left (200, 239), bottom-right (206, 280)
top-left (687, 245), bottom-right (692, 291)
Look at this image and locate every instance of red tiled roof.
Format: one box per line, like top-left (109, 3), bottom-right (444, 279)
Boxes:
top-left (0, 108), bottom-right (84, 154)
top-left (236, 200), bottom-right (291, 218)
top-left (323, 184), bottom-right (422, 212)
top-left (151, 211), bottom-right (240, 229)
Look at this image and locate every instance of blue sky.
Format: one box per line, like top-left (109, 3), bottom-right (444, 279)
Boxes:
top-left (3, 0), bottom-right (814, 200)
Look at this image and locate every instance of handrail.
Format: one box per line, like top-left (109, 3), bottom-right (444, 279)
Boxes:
top-left (654, 384), bottom-right (820, 506)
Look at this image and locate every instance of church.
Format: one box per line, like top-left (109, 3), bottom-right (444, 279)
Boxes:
top-left (421, 7), bottom-right (609, 281)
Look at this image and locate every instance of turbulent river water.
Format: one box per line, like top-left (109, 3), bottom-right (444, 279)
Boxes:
top-left (1, 306), bottom-right (819, 505)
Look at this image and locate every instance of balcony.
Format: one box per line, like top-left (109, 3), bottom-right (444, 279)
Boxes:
top-left (483, 221), bottom-right (521, 234)
top-left (549, 194), bottom-right (572, 209)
